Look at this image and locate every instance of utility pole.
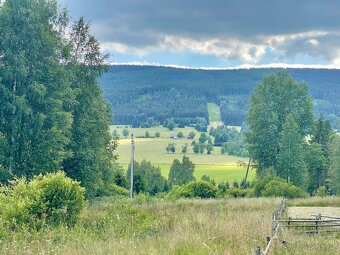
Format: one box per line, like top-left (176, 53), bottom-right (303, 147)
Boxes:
top-left (130, 134), bottom-right (135, 199)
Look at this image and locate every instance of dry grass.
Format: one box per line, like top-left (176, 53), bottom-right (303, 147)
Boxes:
top-left (271, 196), bottom-right (340, 254)
top-left (272, 228), bottom-right (340, 255)
top-left (0, 197), bottom-right (279, 255)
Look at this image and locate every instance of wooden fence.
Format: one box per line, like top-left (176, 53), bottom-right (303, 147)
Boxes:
top-left (256, 207), bottom-right (340, 254)
top-left (255, 199), bottom-right (286, 255)
top-left (278, 214), bottom-right (340, 234)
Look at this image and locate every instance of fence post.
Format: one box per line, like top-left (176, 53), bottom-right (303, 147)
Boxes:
top-left (288, 217), bottom-right (291, 230)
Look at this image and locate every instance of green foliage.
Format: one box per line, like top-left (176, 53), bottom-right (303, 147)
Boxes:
top-left (167, 181), bottom-right (217, 199)
top-left (304, 143), bottom-right (327, 194)
top-left (101, 65), bottom-right (340, 129)
top-left (145, 131), bottom-right (150, 138)
top-left (200, 174), bottom-right (215, 185)
top-left (166, 143), bottom-right (176, 153)
top-left (63, 17), bottom-right (114, 198)
top-left (211, 126), bottom-right (249, 157)
top-left (168, 156), bottom-right (195, 187)
top-left (166, 120), bottom-right (175, 131)
top-left (155, 131), bottom-right (161, 138)
top-left (193, 142), bottom-right (200, 153)
top-left (187, 131), bottom-right (196, 139)
top-left (122, 129), bottom-right (129, 138)
top-left (0, 172), bottom-right (85, 230)
top-left (111, 164), bottom-right (128, 188)
top-left (0, 0), bottom-right (73, 177)
top-left (195, 117), bottom-right (208, 132)
top-left (105, 184), bottom-right (129, 197)
top-left (311, 116), bottom-right (334, 160)
top-left (199, 133), bottom-right (208, 143)
top-left (246, 72), bottom-right (314, 174)
top-left (0, 1), bottom-right (116, 198)
top-left (329, 136), bottom-right (340, 195)
top-left (254, 175), bottom-right (307, 198)
top-left (314, 186), bottom-right (327, 197)
top-left (206, 143), bottom-right (214, 154)
top-left (223, 188), bottom-right (254, 198)
top-left (177, 131), bottom-right (184, 139)
top-left (276, 114), bottom-right (307, 188)
top-left (127, 160), bottom-right (168, 195)
top-left (181, 143), bottom-right (188, 154)
top-left (261, 179), bottom-right (307, 198)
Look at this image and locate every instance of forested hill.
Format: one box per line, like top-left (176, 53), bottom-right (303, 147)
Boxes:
top-left (99, 65), bottom-right (340, 128)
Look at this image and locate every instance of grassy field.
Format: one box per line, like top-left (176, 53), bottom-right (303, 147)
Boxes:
top-left (1, 197), bottom-right (339, 254)
top-left (112, 126), bottom-right (252, 183)
top-left (120, 163), bottom-right (255, 183)
top-left (0, 197), bottom-right (280, 255)
top-left (207, 102), bottom-right (222, 123)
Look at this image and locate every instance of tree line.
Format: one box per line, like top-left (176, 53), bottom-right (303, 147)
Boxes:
top-left (100, 65), bottom-right (340, 128)
top-left (0, 0), bottom-right (115, 198)
top-left (246, 72), bottom-right (340, 195)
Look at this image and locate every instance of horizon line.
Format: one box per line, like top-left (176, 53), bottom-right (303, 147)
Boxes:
top-left (108, 61), bottom-right (340, 70)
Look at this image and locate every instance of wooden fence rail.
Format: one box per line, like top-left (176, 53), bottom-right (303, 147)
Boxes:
top-left (255, 199), bottom-right (286, 255)
top-left (279, 214), bottom-right (340, 234)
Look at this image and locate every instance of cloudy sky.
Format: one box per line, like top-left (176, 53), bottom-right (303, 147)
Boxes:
top-left (60, 0), bottom-right (340, 68)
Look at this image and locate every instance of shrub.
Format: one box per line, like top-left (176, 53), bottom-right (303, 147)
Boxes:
top-left (0, 172), bottom-right (85, 230)
top-left (260, 178), bottom-right (307, 198)
top-left (107, 184), bottom-right (129, 197)
top-left (314, 186), bottom-right (327, 197)
top-left (218, 188), bottom-right (254, 198)
top-left (167, 181), bottom-right (217, 199)
top-left (228, 188), bottom-right (254, 198)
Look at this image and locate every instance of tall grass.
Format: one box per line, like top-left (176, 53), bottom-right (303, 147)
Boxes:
top-left (0, 197), bottom-right (279, 255)
top-left (272, 228), bottom-right (340, 254)
top-left (287, 196), bottom-right (340, 207)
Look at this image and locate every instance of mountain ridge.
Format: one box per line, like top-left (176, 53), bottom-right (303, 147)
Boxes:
top-left (99, 65), bottom-right (340, 128)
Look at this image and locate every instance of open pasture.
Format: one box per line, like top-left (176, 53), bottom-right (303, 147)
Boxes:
top-left (115, 134), bottom-right (252, 183)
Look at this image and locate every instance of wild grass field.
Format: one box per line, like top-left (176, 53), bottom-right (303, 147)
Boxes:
top-left (207, 102), bottom-right (222, 124)
top-left (111, 125), bottom-right (252, 183)
top-left (0, 197), bottom-right (280, 255)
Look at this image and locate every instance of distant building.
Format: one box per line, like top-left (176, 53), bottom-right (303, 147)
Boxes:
top-left (169, 134), bottom-right (178, 139)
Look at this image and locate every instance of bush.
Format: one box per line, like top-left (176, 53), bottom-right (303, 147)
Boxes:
top-left (106, 184), bottom-right (129, 197)
top-left (218, 188), bottom-right (254, 198)
top-left (0, 172), bottom-right (85, 230)
top-left (260, 178), bottom-right (307, 198)
top-left (167, 181), bottom-right (217, 199)
top-left (314, 186), bottom-right (327, 197)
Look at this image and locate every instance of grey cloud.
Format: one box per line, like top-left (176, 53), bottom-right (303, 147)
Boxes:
top-left (59, 0), bottom-right (340, 62)
top-left (277, 33), bottom-right (340, 63)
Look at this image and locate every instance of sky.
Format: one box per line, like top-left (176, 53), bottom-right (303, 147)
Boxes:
top-left (59, 0), bottom-right (340, 68)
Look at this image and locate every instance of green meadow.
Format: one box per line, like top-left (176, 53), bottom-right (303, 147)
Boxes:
top-left (207, 102), bottom-right (222, 123)
top-left (112, 125), bottom-right (254, 183)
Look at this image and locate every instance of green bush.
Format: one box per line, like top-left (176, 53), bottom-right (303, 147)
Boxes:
top-left (167, 181), bottom-right (217, 199)
top-left (221, 188), bottom-right (254, 198)
top-left (314, 186), bottom-right (327, 197)
top-left (0, 172), bottom-right (85, 230)
top-left (106, 183), bottom-right (129, 197)
top-left (260, 178), bottom-right (307, 198)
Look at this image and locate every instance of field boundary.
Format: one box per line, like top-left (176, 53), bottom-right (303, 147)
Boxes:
top-left (279, 214), bottom-right (340, 234)
top-left (256, 199), bottom-right (286, 255)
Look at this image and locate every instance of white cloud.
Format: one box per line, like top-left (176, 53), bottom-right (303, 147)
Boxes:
top-left (109, 62), bottom-right (340, 70)
top-left (306, 39), bottom-right (319, 46)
